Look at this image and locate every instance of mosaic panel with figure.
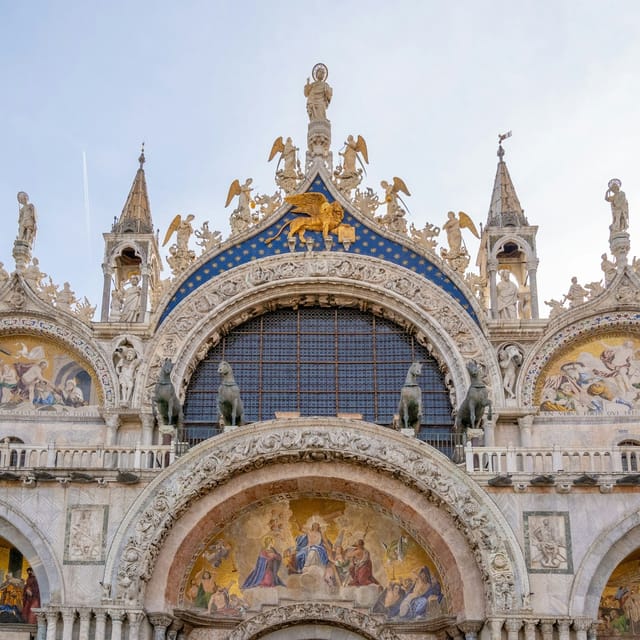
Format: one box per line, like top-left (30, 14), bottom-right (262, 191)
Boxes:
top-left (0, 335), bottom-right (97, 409)
top-left (535, 334), bottom-right (640, 415)
top-left (0, 537), bottom-right (39, 625)
top-left (181, 497), bottom-right (447, 622)
top-left (599, 549), bottom-right (640, 638)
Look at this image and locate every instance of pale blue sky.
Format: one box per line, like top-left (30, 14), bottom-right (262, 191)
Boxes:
top-left (1, 1), bottom-right (639, 314)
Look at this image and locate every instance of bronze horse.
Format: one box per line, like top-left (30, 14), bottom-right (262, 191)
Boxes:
top-left (454, 360), bottom-right (492, 433)
top-left (218, 361), bottom-right (243, 427)
top-left (152, 359), bottom-right (183, 434)
top-left (397, 362), bottom-right (423, 434)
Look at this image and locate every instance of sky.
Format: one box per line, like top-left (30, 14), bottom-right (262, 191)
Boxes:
top-left (1, 1), bottom-right (640, 318)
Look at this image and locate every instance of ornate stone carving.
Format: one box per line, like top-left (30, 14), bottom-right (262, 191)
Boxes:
top-left (140, 253), bottom-right (488, 410)
top-left (111, 421), bottom-right (525, 615)
top-left (225, 603), bottom-right (397, 640)
top-left (194, 222), bottom-right (222, 254)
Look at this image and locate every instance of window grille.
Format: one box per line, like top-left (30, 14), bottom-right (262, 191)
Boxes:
top-left (183, 307), bottom-right (454, 452)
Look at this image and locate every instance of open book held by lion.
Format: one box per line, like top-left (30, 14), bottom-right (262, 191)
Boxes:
top-left (265, 193), bottom-right (343, 245)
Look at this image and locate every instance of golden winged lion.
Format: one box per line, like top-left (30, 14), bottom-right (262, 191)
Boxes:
top-left (265, 192), bottom-right (343, 245)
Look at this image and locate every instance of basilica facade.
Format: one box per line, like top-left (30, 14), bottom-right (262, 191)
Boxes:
top-left (1, 65), bottom-right (640, 640)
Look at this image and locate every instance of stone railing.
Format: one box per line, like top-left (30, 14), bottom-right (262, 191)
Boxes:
top-left (465, 442), bottom-right (640, 475)
top-left (0, 441), bottom-right (180, 472)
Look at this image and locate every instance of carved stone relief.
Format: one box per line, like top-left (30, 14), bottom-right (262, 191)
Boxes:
top-left (107, 420), bottom-right (528, 616)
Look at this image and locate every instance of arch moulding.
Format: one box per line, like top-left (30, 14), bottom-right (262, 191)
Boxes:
top-left (105, 418), bottom-right (528, 619)
top-left (139, 253), bottom-right (499, 409)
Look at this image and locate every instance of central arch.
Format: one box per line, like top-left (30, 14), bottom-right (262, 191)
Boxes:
top-left (105, 419), bottom-right (529, 624)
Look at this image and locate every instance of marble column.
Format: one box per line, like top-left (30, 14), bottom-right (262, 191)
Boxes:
top-left (527, 259), bottom-right (540, 319)
top-left (77, 607), bottom-right (92, 640)
top-left (45, 609), bottom-right (59, 640)
top-left (523, 619), bottom-right (539, 640)
top-left (141, 412), bottom-right (155, 446)
top-left (101, 265), bottom-right (113, 322)
top-left (488, 618), bottom-right (504, 640)
top-left (35, 610), bottom-right (47, 640)
top-left (149, 613), bottom-right (174, 640)
top-left (94, 609), bottom-right (107, 640)
top-left (505, 618), bottom-right (522, 640)
top-left (540, 618), bottom-right (555, 640)
top-left (573, 618), bottom-right (593, 640)
top-left (489, 261), bottom-right (498, 320)
top-left (518, 414), bottom-right (534, 448)
top-left (557, 618), bottom-right (571, 640)
top-left (128, 610), bottom-right (146, 640)
top-left (109, 609), bottom-right (125, 640)
top-left (587, 623), bottom-right (599, 640)
top-left (61, 608), bottom-right (76, 640)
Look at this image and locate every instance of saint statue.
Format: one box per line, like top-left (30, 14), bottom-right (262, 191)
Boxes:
top-left (605, 178), bottom-right (629, 233)
top-left (304, 63), bottom-right (332, 122)
top-left (17, 191), bottom-right (37, 249)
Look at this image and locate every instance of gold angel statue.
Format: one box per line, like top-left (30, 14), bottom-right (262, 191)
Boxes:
top-left (162, 214), bottom-right (195, 251)
top-left (339, 135), bottom-right (369, 175)
top-left (225, 178), bottom-right (255, 234)
top-left (265, 192), bottom-right (344, 245)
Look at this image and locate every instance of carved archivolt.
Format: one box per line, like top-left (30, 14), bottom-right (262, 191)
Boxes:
top-left (106, 419), bottom-right (528, 616)
top-left (138, 253), bottom-right (497, 409)
top-left (520, 311), bottom-right (640, 406)
top-left (223, 603), bottom-right (399, 640)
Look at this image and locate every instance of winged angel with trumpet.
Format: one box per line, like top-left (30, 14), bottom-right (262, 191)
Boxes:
top-left (265, 193), bottom-right (344, 245)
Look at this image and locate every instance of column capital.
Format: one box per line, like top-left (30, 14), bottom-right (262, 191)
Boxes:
top-left (108, 609), bottom-right (126, 622)
top-left (148, 612), bottom-right (174, 629)
top-left (505, 618), bottom-right (523, 632)
top-left (573, 618), bottom-right (594, 632)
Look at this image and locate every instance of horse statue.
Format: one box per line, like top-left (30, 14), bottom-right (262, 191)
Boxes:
top-left (396, 362), bottom-right (423, 434)
top-left (218, 361), bottom-right (243, 427)
top-left (454, 359), bottom-right (492, 434)
top-left (152, 358), bottom-right (183, 436)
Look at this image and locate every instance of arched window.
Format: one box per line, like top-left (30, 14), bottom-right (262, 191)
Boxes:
top-left (184, 307), bottom-right (454, 452)
top-left (619, 439), bottom-right (640, 472)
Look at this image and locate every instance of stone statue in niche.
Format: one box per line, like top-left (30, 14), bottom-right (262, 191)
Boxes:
top-left (498, 344), bottom-right (523, 399)
top-left (152, 359), bottom-right (183, 437)
top-left (120, 276), bottom-right (142, 322)
top-left (217, 360), bottom-right (243, 427)
top-left (114, 343), bottom-right (142, 406)
top-left (601, 253), bottom-right (617, 286)
top-left (496, 270), bottom-right (519, 320)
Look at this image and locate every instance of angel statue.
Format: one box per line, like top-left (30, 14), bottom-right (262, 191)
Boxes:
top-left (268, 136), bottom-right (301, 193)
top-left (264, 192), bottom-right (344, 247)
top-left (378, 177), bottom-right (411, 234)
top-left (335, 134), bottom-right (369, 194)
top-left (163, 214), bottom-right (197, 276)
top-left (225, 178), bottom-right (255, 235)
top-left (440, 211), bottom-right (480, 274)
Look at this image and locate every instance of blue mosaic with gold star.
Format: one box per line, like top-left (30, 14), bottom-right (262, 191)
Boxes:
top-left (158, 176), bottom-right (478, 326)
